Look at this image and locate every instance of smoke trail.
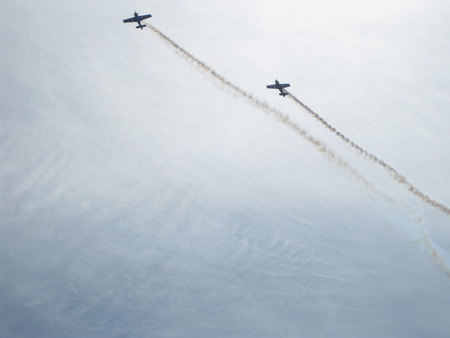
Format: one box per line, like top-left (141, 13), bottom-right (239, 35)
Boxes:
top-left (287, 92), bottom-right (450, 217)
top-left (146, 24), bottom-right (367, 182)
top-left (145, 24), bottom-right (450, 277)
top-left (418, 226), bottom-right (450, 278)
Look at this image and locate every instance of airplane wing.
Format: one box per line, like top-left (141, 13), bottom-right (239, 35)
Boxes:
top-left (279, 83), bottom-right (290, 88)
top-left (123, 17), bottom-right (138, 23)
top-left (266, 84), bottom-right (278, 89)
top-left (138, 14), bottom-right (152, 20)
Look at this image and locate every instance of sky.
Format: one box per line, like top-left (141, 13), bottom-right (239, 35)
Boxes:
top-left (1, 1), bottom-right (450, 337)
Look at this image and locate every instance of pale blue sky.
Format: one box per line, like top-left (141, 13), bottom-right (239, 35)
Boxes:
top-left (1, 1), bottom-right (450, 337)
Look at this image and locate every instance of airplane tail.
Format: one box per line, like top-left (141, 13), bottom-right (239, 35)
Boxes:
top-left (136, 24), bottom-right (147, 29)
top-left (279, 92), bottom-right (288, 97)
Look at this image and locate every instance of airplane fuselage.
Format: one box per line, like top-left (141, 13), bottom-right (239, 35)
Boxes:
top-left (134, 13), bottom-right (144, 29)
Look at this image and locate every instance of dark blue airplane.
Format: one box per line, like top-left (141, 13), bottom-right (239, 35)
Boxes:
top-left (123, 12), bottom-right (152, 30)
top-left (266, 79), bottom-right (291, 97)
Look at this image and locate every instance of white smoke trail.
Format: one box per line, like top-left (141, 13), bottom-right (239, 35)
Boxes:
top-left (145, 24), bottom-right (367, 183)
top-left (145, 23), bottom-right (450, 277)
top-left (417, 225), bottom-right (450, 278)
top-left (287, 92), bottom-right (450, 217)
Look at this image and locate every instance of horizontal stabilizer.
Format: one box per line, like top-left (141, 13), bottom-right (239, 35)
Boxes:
top-left (136, 24), bottom-right (147, 29)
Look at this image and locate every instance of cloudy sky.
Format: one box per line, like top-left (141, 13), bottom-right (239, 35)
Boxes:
top-left (1, 1), bottom-right (450, 337)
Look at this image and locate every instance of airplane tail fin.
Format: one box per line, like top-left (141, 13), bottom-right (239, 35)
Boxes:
top-left (136, 24), bottom-right (147, 29)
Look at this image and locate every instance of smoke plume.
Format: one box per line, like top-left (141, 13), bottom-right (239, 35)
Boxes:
top-left (146, 24), bottom-right (369, 185)
top-left (287, 92), bottom-right (450, 217)
top-left (146, 23), bottom-right (450, 277)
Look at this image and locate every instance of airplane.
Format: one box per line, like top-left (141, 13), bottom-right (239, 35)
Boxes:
top-left (123, 12), bottom-right (152, 30)
top-left (266, 79), bottom-right (290, 97)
